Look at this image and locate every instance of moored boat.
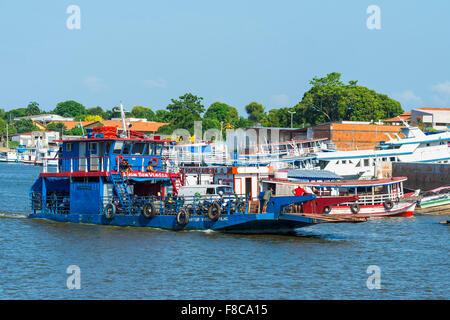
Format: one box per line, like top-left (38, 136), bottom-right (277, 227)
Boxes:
top-left (28, 117), bottom-right (366, 234)
top-left (416, 186), bottom-right (450, 214)
top-left (261, 176), bottom-right (418, 218)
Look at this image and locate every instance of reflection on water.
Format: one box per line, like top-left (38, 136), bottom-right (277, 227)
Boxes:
top-left (0, 162), bottom-right (448, 299)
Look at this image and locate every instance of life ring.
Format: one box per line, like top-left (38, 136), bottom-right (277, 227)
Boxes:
top-left (207, 203), bottom-right (222, 221)
top-left (176, 208), bottom-right (189, 226)
top-left (116, 154), bottom-right (124, 163)
top-left (350, 203), bottom-right (360, 214)
top-left (323, 205), bottom-right (332, 214)
top-left (150, 157), bottom-right (158, 167)
top-left (142, 202), bottom-right (156, 219)
top-left (383, 200), bottom-right (394, 211)
top-left (104, 203), bottom-right (116, 220)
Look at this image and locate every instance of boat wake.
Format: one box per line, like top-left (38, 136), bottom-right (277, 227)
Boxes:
top-left (0, 211), bottom-right (28, 219)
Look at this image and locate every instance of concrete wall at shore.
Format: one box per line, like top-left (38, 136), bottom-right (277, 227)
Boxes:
top-left (392, 162), bottom-right (450, 190)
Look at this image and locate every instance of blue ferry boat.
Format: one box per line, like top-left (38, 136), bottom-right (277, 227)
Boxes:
top-left (29, 122), bottom-right (365, 234)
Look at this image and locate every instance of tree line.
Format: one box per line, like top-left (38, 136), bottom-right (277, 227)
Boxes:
top-left (1, 73), bottom-right (404, 136)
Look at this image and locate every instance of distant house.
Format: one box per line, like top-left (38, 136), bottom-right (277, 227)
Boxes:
top-left (410, 107), bottom-right (450, 131)
top-left (11, 131), bottom-right (60, 147)
top-left (14, 114), bottom-right (74, 125)
top-left (46, 121), bottom-right (95, 131)
top-left (383, 111), bottom-right (412, 126)
top-left (302, 121), bottom-right (404, 151)
top-left (383, 107), bottom-right (450, 131)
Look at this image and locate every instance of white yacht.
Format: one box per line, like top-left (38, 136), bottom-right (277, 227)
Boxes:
top-left (313, 125), bottom-right (450, 179)
top-left (0, 150), bottom-right (19, 162)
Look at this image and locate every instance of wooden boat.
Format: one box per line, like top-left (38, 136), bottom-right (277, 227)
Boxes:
top-left (415, 186), bottom-right (450, 214)
top-left (261, 176), bottom-right (418, 218)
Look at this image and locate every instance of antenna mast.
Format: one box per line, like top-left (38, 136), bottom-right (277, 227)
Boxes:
top-left (119, 101), bottom-right (127, 138)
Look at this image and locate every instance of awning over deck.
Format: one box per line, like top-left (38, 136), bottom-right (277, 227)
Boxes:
top-left (287, 169), bottom-right (343, 181)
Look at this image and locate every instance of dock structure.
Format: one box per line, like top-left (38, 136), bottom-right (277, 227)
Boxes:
top-left (393, 162), bottom-right (450, 190)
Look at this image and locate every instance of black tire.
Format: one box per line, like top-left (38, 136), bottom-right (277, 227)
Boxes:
top-left (104, 203), bottom-right (115, 220)
top-left (176, 208), bottom-right (189, 226)
top-left (207, 203), bottom-right (222, 221)
top-left (323, 205), bottom-right (332, 214)
top-left (350, 203), bottom-right (360, 214)
top-left (236, 201), bottom-right (246, 213)
top-left (142, 202), bottom-right (156, 219)
top-left (383, 200), bottom-right (394, 211)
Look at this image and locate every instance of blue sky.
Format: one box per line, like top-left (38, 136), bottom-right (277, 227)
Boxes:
top-left (1, 0), bottom-right (449, 115)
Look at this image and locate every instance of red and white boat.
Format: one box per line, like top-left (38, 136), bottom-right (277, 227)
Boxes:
top-left (262, 176), bottom-right (418, 218)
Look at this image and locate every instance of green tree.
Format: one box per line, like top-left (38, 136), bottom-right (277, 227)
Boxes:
top-left (46, 122), bottom-right (67, 133)
top-left (294, 72), bottom-right (403, 125)
top-left (204, 102), bottom-right (239, 126)
top-left (234, 116), bottom-right (253, 129)
top-left (245, 102), bottom-right (266, 123)
top-left (54, 100), bottom-right (86, 118)
top-left (0, 118), bottom-right (17, 135)
top-left (66, 127), bottom-right (85, 136)
top-left (154, 110), bottom-right (171, 122)
top-left (13, 119), bottom-right (40, 133)
top-left (159, 93), bottom-right (205, 134)
top-left (86, 106), bottom-right (107, 119)
top-left (263, 108), bottom-right (292, 127)
top-left (130, 106), bottom-right (156, 121)
top-left (26, 102), bottom-right (41, 115)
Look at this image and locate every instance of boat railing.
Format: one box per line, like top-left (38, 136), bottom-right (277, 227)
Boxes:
top-left (102, 194), bottom-right (249, 216)
top-left (31, 194), bottom-right (70, 215)
top-left (43, 155), bottom-right (178, 174)
top-left (338, 192), bottom-right (403, 206)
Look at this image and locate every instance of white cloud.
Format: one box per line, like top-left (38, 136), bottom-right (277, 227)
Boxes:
top-left (431, 81), bottom-right (450, 105)
top-left (270, 94), bottom-right (290, 106)
top-left (83, 76), bottom-right (107, 93)
top-left (392, 90), bottom-right (423, 107)
top-left (142, 78), bottom-right (167, 89)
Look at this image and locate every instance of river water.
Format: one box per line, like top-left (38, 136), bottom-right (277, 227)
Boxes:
top-left (0, 162), bottom-right (448, 299)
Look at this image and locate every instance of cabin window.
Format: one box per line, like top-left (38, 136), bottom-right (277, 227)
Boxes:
top-left (342, 160), bottom-right (347, 164)
top-left (122, 142), bottom-right (132, 155)
top-left (155, 143), bottom-right (163, 155)
top-left (364, 159), bottom-right (370, 167)
top-left (206, 188), bottom-right (215, 194)
top-left (66, 143), bottom-right (73, 152)
top-left (104, 142), bottom-right (112, 155)
top-left (355, 160), bottom-right (361, 167)
top-left (113, 141), bottom-right (124, 154)
top-left (382, 157), bottom-right (387, 162)
top-left (89, 142), bottom-right (97, 152)
top-left (147, 143), bottom-right (154, 155)
top-left (390, 157), bottom-right (396, 162)
top-left (131, 142), bottom-right (146, 155)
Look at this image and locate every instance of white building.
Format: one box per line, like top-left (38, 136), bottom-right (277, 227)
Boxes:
top-left (12, 131), bottom-right (60, 147)
top-left (13, 114), bottom-right (74, 125)
top-left (410, 107), bottom-right (450, 131)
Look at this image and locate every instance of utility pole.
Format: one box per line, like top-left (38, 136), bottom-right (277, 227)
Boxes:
top-left (288, 111), bottom-right (296, 128)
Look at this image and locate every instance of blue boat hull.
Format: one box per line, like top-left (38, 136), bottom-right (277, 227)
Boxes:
top-left (27, 212), bottom-right (320, 234)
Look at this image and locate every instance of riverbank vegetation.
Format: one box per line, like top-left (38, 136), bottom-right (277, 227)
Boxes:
top-left (0, 73), bottom-right (404, 136)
